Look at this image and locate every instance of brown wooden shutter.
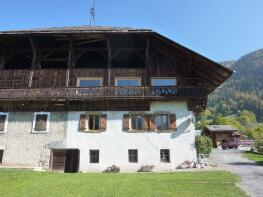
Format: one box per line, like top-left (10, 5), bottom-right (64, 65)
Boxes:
top-left (0, 115), bottom-right (6, 131)
top-left (123, 114), bottom-right (130, 130)
top-left (169, 113), bottom-right (177, 130)
top-left (149, 114), bottom-right (156, 131)
top-left (143, 114), bottom-right (150, 130)
top-left (99, 114), bottom-right (107, 131)
top-left (35, 114), bottom-right (48, 131)
top-left (79, 114), bottom-right (87, 131)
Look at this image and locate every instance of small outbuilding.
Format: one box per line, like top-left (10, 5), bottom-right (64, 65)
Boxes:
top-left (202, 125), bottom-right (240, 148)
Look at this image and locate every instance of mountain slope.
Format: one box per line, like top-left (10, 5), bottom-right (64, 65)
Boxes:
top-left (208, 49), bottom-right (263, 121)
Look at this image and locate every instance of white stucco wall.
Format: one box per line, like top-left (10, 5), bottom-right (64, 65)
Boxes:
top-left (65, 101), bottom-right (197, 172)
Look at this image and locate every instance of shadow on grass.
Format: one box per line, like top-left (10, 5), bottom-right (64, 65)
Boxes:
top-left (227, 162), bottom-right (262, 166)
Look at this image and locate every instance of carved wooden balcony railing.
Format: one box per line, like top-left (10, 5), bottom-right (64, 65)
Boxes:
top-left (0, 86), bottom-right (207, 101)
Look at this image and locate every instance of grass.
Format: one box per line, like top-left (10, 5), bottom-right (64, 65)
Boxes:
top-left (242, 151), bottom-right (263, 166)
top-left (0, 169), bottom-right (247, 197)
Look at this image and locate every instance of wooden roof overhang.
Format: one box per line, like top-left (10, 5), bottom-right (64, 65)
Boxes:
top-left (0, 26), bottom-right (233, 94)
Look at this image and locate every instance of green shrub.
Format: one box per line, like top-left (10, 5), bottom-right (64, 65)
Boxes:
top-left (195, 135), bottom-right (213, 156)
top-left (254, 137), bottom-right (263, 153)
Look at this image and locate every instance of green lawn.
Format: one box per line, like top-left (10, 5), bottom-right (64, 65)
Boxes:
top-left (0, 169), bottom-right (246, 197)
top-left (242, 151), bottom-right (263, 166)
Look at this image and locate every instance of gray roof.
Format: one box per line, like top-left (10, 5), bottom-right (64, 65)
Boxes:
top-left (0, 25), bottom-right (152, 35)
top-left (204, 125), bottom-right (238, 132)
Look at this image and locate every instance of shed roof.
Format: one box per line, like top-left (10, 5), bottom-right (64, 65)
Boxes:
top-left (204, 125), bottom-right (238, 132)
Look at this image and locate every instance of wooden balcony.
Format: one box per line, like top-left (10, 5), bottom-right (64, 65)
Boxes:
top-left (0, 86), bottom-right (207, 101)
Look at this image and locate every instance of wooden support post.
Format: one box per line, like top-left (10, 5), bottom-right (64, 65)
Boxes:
top-left (66, 39), bottom-right (74, 87)
top-left (145, 38), bottom-right (150, 86)
top-left (28, 38), bottom-right (37, 87)
top-left (107, 39), bottom-right (112, 86)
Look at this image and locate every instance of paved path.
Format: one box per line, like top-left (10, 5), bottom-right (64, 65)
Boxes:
top-left (209, 149), bottom-right (263, 197)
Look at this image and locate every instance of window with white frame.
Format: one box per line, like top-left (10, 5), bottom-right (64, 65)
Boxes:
top-left (115, 78), bottom-right (141, 86)
top-left (151, 78), bottom-right (177, 86)
top-left (32, 112), bottom-right (50, 133)
top-left (0, 113), bottom-right (8, 133)
top-left (77, 77), bottom-right (103, 87)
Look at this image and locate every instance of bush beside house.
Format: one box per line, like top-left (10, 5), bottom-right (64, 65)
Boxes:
top-left (195, 136), bottom-right (213, 156)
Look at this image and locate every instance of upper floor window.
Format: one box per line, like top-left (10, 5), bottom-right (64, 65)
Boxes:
top-left (156, 114), bottom-right (169, 130)
top-left (0, 113), bottom-right (8, 133)
top-left (32, 112), bottom-right (50, 133)
top-left (79, 113), bottom-right (107, 132)
top-left (77, 77), bottom-right (103, 87)
top-left (131, 114), bottom-right (143, 130)
top-left (151, 78), bottom-right (177, 86)
top-left (88, 115), bottom-right (100, 130)
top-left (115, 78), bottom-right (141, 86)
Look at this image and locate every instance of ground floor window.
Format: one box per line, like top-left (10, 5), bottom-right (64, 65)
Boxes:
top-left (90, 150), bottom-right (99, 163)
top-left (128, 149), bottom-right (138, 163)
top-left (0, 150), bottom-right (3, 164)
top-left (160, 149), bottom-right (170, 163)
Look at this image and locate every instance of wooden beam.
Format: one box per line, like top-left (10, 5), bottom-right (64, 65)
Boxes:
top-left (145, 38), bottom-right (150, 85)
top-left (107, 39), bottom-right (112, 86)
top-left (30, 38), bottom-right (39, 69)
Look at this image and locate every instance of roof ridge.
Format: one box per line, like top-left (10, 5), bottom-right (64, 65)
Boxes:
top-left (0, 25), bottom-right (152, 33)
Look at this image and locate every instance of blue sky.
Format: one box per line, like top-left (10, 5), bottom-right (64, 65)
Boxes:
top-left (0, 0), bottom-right (263, 61)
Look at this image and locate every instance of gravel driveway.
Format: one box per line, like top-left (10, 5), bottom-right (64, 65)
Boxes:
top-left (209, 149), bottom-right (263, 197)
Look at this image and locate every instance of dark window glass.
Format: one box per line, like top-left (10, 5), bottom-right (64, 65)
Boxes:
top-left (90, 150), bottom-right (99, 163)
top-left (89, 115), bottom-right (100, 130)
top-left (156, 114), bottom-right (169, 130)
top-left (131, 114), bottom-right (143, 130)
top-left (160, 149), bottom-right (170, 163)
top-left (35, 114), bottom-right (48, 131)
top-left (128, 149), bottom-right (138, 163)
top-left (0, 115), bottom-right (7, 131)
top-left (0, 150), bottom-right (3, 164)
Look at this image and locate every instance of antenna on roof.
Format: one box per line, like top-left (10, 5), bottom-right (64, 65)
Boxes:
top-left (90, 0), bottom-right (96, 26)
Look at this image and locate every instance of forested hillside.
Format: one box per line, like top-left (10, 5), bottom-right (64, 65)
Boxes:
top-left (208, 49), bottom-right (263, 122)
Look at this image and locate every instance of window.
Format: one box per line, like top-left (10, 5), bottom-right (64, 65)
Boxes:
top-left (156, 114), bottom-right (169, 130)
top-left (128, 149), bottom-right (138, 163)
top-left (160, 149), bottom-right (170, 163)
top-left (0, 150), bottom-right (3, 164)
top-left (151, 78), bottom-right (177, 86)
top-left (0, 113), bottom-right (8, 133)
top-left (90, 150), bottom-right (99, 163)
top-left (131, 114), bottom-right (143, 130)
top-left (88, 115), bottom-right (100, 130)
top-left (33, 112), bottom-right (50, 133)
top-left (77, 77), bottom-right (103, 87)
top-left (115, 78), bottom-right (141, 86)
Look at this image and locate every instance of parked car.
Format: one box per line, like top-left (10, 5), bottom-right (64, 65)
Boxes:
top-left (222, 141), bottom-right (240, 150)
